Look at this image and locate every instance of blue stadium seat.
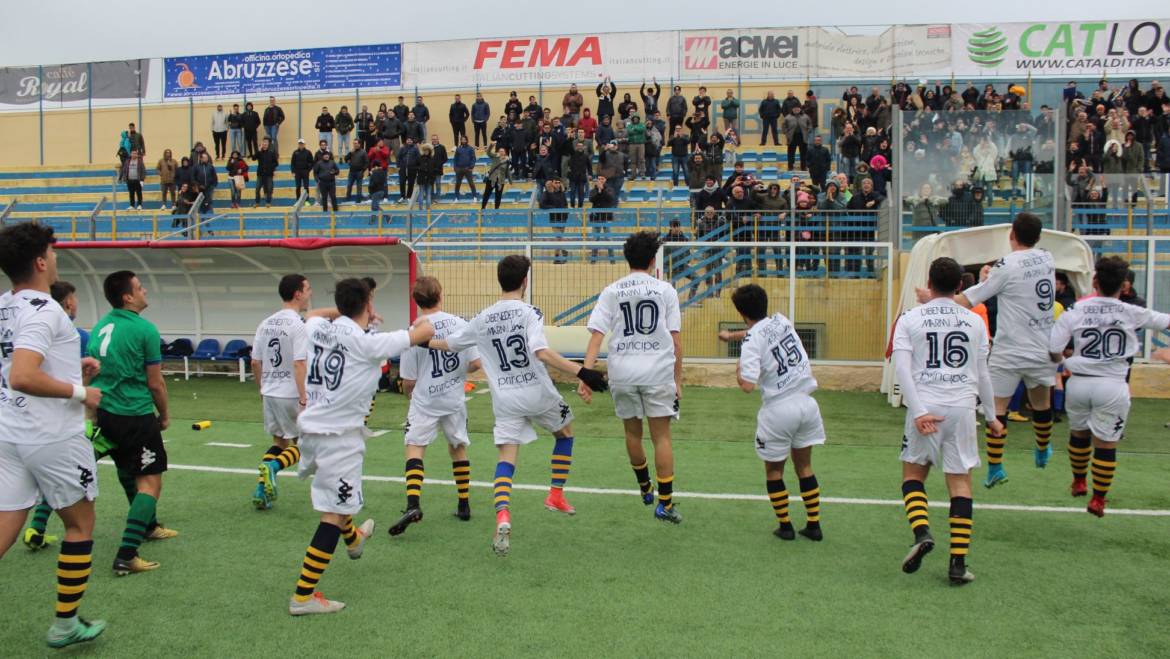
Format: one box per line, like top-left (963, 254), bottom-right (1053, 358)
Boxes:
top-left (191, 339), bottom-right (221, 360)
top-left (162, 338), bottom-right (194, 357)
top-left (218, 339), bottom-right (249, 360)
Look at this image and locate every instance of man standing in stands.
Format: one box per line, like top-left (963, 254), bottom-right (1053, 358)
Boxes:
top-left (254, 138), bottom-right (278, 208)
top-left (263, 97), bottom-right (285, 154)
top-left (291, 139), bottom-right (314, 205)
top-left (782, 105), bottom-right (811, 171)
top-left (397, 138), bottom-right (420, 203)
top-left (450, 95), bottom-right (470, 145)
top-left (211, 105), bottom-right (228, 160)
top-left (228, 104), bottom-right (244, 157)
top-left (471, 93), bottom-right (491, 147)
top-left (759, 92), bottom-right (781, 146)
top-left (242, 102), bottom-right (262, 158)
top-left (344, 140), bottom-right (368, 203)
top-left (313, 152), bottom-right (340, 212)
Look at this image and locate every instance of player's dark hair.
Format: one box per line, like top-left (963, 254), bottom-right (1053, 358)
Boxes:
top-left (334, 278), bottom-right (371, 318)
top-left (50, 280), bottom-right (76, 304)
top-left (1124, 269), bottom-right (1136, 285)
top-left (103, 270), bottom-right (137, 309)
top-left (361, 276), bottom-right (377, 291)
top-left (278, 274), bottom-right (307, 302)
top-left (960, 272), bottom-right (975, 292)
top-left (928, 257), bottom-right (962, 294)
top-left (731, 284), bottom-right (768, 321)
top-left (497, 255), bottom-right (531, 293)
top-left (412, 276), bottom-right (442, 308)
top-left (1095, 256), bottom-right (1129, 297)
top-left (623, 231), bottom-right (661, 270)
top-left (1011, 212), bottom-right (1043, 247)
top-left (0, 223), bottom-right (57, 284)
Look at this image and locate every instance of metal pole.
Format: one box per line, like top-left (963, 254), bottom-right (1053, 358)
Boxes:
top-left (0, 200), bottom-right (17, 227)
top-left (1145, 238), bottom-right (1156, 358)
top-left (38, 66), bottom-right (44, 166)
top-left (137, 60), bottom-right (143, 134)
top-left (298, 92), bottom-right (303, 139)
top-left (891, 106), bottom-right (904, 247)
top-left (88, 198), bottom-right (105, 241)
top-left (188, 97), bottom-right (194, 150)
top-left (87, 62), bottom-right (93, 164)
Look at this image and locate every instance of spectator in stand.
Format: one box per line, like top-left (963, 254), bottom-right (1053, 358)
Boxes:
top-left (1102, 139), bottom-right (1125, 206)
top-left (598, 142), bottom-right (628, 196)
top-left (313, 139), bottom-right (331, 164)
top-left (693, 86), bottom-right (712, 119)
top-left (227, 104), bottom-right (244, 156)
top-left (368, 163), bottom-right (388, 223)
top-left (508, 118), bottom-right (531, 178)
top-left (471, 92), bottom-right (490, 147)
top-left (645, 120), bottom-right (662, 180)
top-left (452, 137), bottom-right (477, 199)
top-left (696, 206), bottom-right (725, 294)
top-left (380, 111), bottom-right (404, 161)
top-left (172, 182), bottom-right (199, 231)
top-left (781, 90), bottom-right (802, 117)
top-left (403, 112), bottom-right (424, 146)
top-left (625, 114), bottom-right (646, 181)
top-left (803, 90), bottom-right (819, 130)
top-left (531, 144), bottom-right (558, 191)
top-left (908, 182), bottom-right (946, 237)
top-left (567, 140), bottom-right (592, 208)
top-left (663, 219), bottom-right (691, 285)
top-left (751, 181), bottom-right (786, 269)
top-left (253, 138), bottom-right (277, 208)
top-left (355, 105), bottom-right (373, 151)
top-left (190, 141), bottom-right (210, 169)
top-left (117, 123), bottom-right (144, 170)
top-left (121, 148), bottom-right (146, 210)
top-left (413, 96), bottom-right (430, 137)
top-left (313, 151), bottom-right (339, 212)
top-left (157, 149), bottom-right (177, 210)
top-left (668, 126), bottom-right (690, 188)
top-left (563, 84), bottom-right (585, 124)
top-left (595, 115), bottom-right (615, 149)
top-left (211, 104), bottom-right (229, 159)
top-left (415, 144), bottom-right (437, 209)
top-left (686, 109), bottom-right (709, 147)
top-left (666, 85), bottom-right (688, 137)
top-left (396, 138), bottom-right (420, 202)
top-left (393, 96), bottom-right (410, 123)
top-left (176, 156), bottom-right (193, 190)
top-left (482, 147), bottom-right (510, 210)
top-left (291, 138), bottom-right (314, 203)
top-left (242, 102), bottom-right (261, 157)
top-left (263, 97), bottom-right (285, 153)
top-left (491, 117), bottom-right (509, 153)
top-left (725, 184), bottom-right (758, 275)
top-left (504, 91), bottom-right (522, 121)
top-left (588, 175), bottom-right (617, 259)
top-left (806, 134), bottom-right (832, 189)
top-left (618, 94), bottom-right (638, 122)
top-left (720, 89), bottom-right (739, 132)
top-left (702, 132), bottom-right (725, 181)
top-left (226, 150), bottom-right (248, 209)
top-left (686, 155), bottom-right (710, 207)
top-left (640, 79), bottom-right (661, 117)
top-left (368, 137), bottom-right (390, 171)
top-left (540, 179), bottom-right (570, 262)
top-left (759, 91), bottom-right (781, 146)
top-left (694, 174), bottom-right (726, 215)
top-left (335, 106), bottom-right (354, 158)
top-left (837, 122), bottom-right (861, 182)
top-left (429, 134), bottom-right (448, 197)
top-left (315, 106), bottom-right (336, 152)
top-left (596, 77), bottom-right (617, 122)
top-left (782, 104), bottom-right (811, 171)
top-left (192, 151), bottom-right (218, 212)
top-left (868, 154), bottom-right (891, 198)
top-left (449, 94), bottom-right (470, 145)
top-left (972, 134), bottom-right (998, 190)
top-left (344, 139), bottom-right (368, 203)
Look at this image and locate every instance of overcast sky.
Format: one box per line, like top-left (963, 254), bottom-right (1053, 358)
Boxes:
top-left (1, 0), bottom-right (1165, 66)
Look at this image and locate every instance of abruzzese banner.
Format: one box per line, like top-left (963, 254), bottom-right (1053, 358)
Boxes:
top-left (953, 21), bottom-right (1170, 76)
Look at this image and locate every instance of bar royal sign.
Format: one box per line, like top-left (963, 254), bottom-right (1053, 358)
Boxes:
top-left (402, 32), bottom-right (676, 87)
top-left (954, 21), bottom-right (1170, 75)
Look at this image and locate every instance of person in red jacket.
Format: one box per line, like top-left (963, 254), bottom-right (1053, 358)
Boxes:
top-left (226, 151), bottom-right (250, 209)
top-left (578, 108), bottom-right (598, 140)
top-left (367, 138), bottom-right (391, 170)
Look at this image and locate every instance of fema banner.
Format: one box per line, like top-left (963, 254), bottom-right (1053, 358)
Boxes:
top-left (402, 32), bottom-right (675, 88)
top-left (0, 60), bottom-right (148, 105)
top-left (163, 44), bottom-right (401, 98)
top-left (953, 21), bottom-right (1170, 76)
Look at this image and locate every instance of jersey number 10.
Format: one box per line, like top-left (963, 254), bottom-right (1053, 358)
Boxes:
top-left (619, 300), bottom-right (659, 336)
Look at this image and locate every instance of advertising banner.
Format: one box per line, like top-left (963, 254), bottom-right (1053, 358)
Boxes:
top-left (806, 25), bottom-right (952, 79)
top-left (679, 29), bottom-right (805, 79)
top-left (0, 60), bottom-right (149, 105)
top-left (402, 32), bottom-right (676, 88)
top-left (163, 44), bottom-right (401, 98)
top-left (953, 21), bottom-right (1170, 76)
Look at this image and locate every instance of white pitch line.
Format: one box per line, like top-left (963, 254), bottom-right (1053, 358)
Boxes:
top-left (367, 429), bottom-right (391, 437)
top-left (204, 442), bottom-right (252, 448)
top-left (96, 461), bottom-right (1170, 518)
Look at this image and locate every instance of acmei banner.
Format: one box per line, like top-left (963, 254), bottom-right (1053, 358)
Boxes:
top-left (0, 60), bottom-right (148, 105)
top-left (164, 44), bottom-right (400, 98)
top-left (954, 21), bottom-right (1170, 75)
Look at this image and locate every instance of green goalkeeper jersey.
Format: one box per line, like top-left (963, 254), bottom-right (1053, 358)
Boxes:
top-left (88, 308), bottom-right (162, 416)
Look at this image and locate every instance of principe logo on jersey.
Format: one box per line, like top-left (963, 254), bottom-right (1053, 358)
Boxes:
top-left (337, 478), bottom-right (353, 504)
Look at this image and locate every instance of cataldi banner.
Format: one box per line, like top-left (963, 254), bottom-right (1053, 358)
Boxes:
top-left (954, 21), bottom-right (1170, 76)
top-left (402, 32), bottom-right (676, 87)
top-left (163, 44), bottom-right (401, 98)
top-left (0, 60), bottom-right (148, 105)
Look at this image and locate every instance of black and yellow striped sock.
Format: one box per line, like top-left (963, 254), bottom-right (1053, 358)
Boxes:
top-left (56, 540), bottom-right (93, 619)
top-left (766, 478), bottom-right (791, 525)
top-left (902, 480), bottom-right (930, 539)
top-left (550, 437), bottom-right (573, 488)
top-left (631, 461), bottom-right (653, 497)
top-left (1069, 434), bottom-right (1092, 481)
top-left (294, 522), bottom-right (340, 602)
top-left (116, 493), bottom-right (157, 561)
top-left (340, 516), bottom-right (360, 549)
top-left (949, 496), bottom-right (973, 564)
top-left (405, 458), bottom-right (424, 508)
top-left (258, 445), bottom-right (282, 484)
top-left (452, 460), bottom-right (471, 507)
top-left (28, 499), bottom-right (52, 538)
top-left (273, 445), bottom-right (301, 472)
top-left (1032, 408), bottom-right (1053, 452)
top-left (657, 475), bottom-right (675, 510)
top-left (986, 415), bottom-right (1008, 465)
top-left (494, 461), bottom-right (515, 511)
top-left (1091, 446), bottom-right (1117, 498)
top-left (799, 474), bottom-right (821, 527)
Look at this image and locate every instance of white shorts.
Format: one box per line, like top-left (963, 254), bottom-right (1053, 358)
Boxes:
top-left (404, 407), bottom-right (470, 448)
top-left (611, 383), bottom-right (678, 420)
top-left (900, 405), bottom-right (980, 475)
top-left (493, 397), bottom-right (574, 445)
top-left (988, 354), bottom-right (1056, 398)
top-left (263, 396), bottom-right (301, 440)
top-left (1066, 376), bottom-right (1130, 443)
top-left (0, 436), bottom-right (98, 512)
top-left (754, 394), bottom-right (826, 462)
top-left (298, 431), bottom-right (366, 515)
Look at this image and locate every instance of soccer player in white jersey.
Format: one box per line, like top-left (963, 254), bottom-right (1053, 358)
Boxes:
top-left (388, 276), bottom-right (482, 535)
top-left (918, 213), bottom-right (1056, 486)
top-left (287, 278), bottom-right (433, 615)
top-left (1049, 256), bottom-right (1170, 517)
top-left (0, 223), bottom-right (108, 647)
top-left (581, 231), bottom-right (684, 524)
top-left (429, 255), bottom-right (608, 557)
top-left (898, 257), bottom-right (1003, 586)
top-left (728, 284), bottom-right (827, 542)
top-left (252, 274), bottom-right (312, 510)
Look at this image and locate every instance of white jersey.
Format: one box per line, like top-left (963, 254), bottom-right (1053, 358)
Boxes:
top-left (0, 289), bottom-right (84, 446)
top-left (445, 299), bottom-right (560, 419)
top-left (297, 316), bottom-right (411, 436)
top-left (738, 313), bottom-right (817, 405)
top-left (963, 248), bottom-right (1056, 366)
top-left (893, 298), bottom-right (994, 419)
top-left (1050, 296), bottom-right (1170, 380)
top-left (252, 308), bottom-right (308, 399)
top-left (586, 272), bottom-right (681, 386)
top-left (400, 311), bottom-right (480, 417)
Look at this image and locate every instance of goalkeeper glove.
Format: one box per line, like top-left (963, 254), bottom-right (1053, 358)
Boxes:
top-left (577, 367), bottom-right (609, 392)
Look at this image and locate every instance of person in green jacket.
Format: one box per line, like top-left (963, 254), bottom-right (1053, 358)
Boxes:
top-left (626, 114), bottom-right (647, 181)
top-left (721, 89), bottom-right (740, 132)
